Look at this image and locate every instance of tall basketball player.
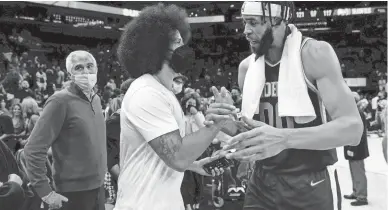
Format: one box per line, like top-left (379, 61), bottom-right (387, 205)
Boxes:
top-left (206, 2), bottom-right (363, 210)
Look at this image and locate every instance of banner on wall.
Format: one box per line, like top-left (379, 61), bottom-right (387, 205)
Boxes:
top-left (344, 78), bottom-right (367, 87)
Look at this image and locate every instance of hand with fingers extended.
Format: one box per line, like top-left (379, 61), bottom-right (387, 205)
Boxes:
top-left (221, 116), bottom-right (289, 162)
top-left (212, 86), bottom-right (234, 105)
top-left (42, 191), bottom-right (68, 210)
top-left (204, 86), bottom-right (237, 127)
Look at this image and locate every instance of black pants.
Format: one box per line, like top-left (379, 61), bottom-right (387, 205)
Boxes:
top-left (243, 167), bottom-right (336, 210)
top-left (58, 186), bottom-right (105, 210)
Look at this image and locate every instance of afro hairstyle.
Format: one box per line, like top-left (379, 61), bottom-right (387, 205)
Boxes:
top-left (117, 3), bottom-right (191, 78)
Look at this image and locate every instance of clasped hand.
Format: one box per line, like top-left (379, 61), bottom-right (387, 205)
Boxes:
top-left (203, 86), bottom-right (289, 161)
top-left (221, 116), bottom-right (289, 161)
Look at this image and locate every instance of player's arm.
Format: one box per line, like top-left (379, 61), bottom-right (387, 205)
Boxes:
top-left (218, 57), bottom-right (251, 137)
top-left (285, 40), bottom-right (363, 150)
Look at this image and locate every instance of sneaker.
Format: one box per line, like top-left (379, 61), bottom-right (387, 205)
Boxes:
top-left (351, 198), bottom-right (368, 206)
top-left (227, 187), bottom-right (237, 194)
top-left (344, 194), bottom-right (357, 200)
top-left (236, 187), bottom-right (245, 194)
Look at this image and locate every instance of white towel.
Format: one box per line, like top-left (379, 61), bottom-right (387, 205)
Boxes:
top-left (241, 24), bottom-right (316, 124)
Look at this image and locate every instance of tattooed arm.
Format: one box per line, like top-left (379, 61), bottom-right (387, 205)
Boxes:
top-left (149, 125), bottom-right (221, 172)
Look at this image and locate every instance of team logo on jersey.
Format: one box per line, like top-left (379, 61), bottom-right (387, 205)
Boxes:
top-left (261, 81), bottom-right (278, 98)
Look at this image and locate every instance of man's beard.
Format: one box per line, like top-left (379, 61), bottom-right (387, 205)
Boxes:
top-left (251, 27), bottom-right (274, 57)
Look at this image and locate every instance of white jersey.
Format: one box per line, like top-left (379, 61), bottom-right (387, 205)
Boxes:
top-left (114, 74), bottom-right (186, 210)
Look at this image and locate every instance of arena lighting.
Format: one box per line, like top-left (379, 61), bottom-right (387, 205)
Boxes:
top-left (28, 1), bottom-right (140, 17)
top-left (28, 1), bottom-right (225, 23)
top-left (187, 15), bottom-right (225, 24)
top-left (314, 27), bottom-right (331, 31)
top-left (299, 27), bottom-right (331, 32)
top-left (122, 8), bottom-right (140, 17)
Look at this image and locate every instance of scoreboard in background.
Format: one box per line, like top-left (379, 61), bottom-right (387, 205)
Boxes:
top-left (294, 6), bottom-right (386, 19)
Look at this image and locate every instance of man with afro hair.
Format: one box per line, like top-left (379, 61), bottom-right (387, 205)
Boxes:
top-left (114, 3), bottom-right (236, 210)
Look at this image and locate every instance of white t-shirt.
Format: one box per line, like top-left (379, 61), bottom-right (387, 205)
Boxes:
top-left (114, 74), bottom-right (186, 210)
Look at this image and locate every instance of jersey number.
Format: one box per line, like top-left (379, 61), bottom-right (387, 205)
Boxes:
top-left (259, 102), bottom-right (294, 128)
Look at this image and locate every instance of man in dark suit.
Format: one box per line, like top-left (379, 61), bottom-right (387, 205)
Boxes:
top-left (343, 92), bottom-right (369, 206)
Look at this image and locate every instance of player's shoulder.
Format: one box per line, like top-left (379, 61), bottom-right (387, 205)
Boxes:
top-left (238, 54), bottom-right (253, 72)
top-left (302, 39), bottom-right (333, 59)
top-left (301, 39), bottom-right (337, 79)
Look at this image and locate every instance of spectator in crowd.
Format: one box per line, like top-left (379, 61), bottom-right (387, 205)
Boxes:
top-left (14, 80), bottom-right (33, 103)
top-left (10, 103), bottom-right (27, 151)
top-left (104, 97), bottom-right (122, 210)
top-left (103, 85), bottom-right (113, 120)
top-left (0, 108), bottom-right (15, 152)
top-left (14, 113), bottom-right (53, 210)
top-left (344, 92), bottom-right (369, 206)
top-left (11, 103), bottom-right (26, 136)
top-left (55, 66), bottom-right (65, 89)
top-left (23, 50), bottom-right (106, 210)
top-left (0, 97), bottom-right (11, 117)
top-left (45, 68), bottom-right (56, 96)
top-left (180, 89), bottom-right (206, 210)
top-left (0, 139), bottom-right (24, 210)
top-left (106, 78), bottom-right (117, 90)
top-left (35, 65), bottom-right (47, 92)
top-left (104, 78), bottom-right (134, 210)
top-left (2, 67), bottom-right (23, 95)
top-left (230, 86), bottom-right (242, 110)
top-left (21, 94), bottom-right (39, 118)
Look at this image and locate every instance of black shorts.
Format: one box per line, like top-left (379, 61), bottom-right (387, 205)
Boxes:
top-left (243, 166), bottom-right (340, 210)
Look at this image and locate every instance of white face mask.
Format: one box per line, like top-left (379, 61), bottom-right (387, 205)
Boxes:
top-left (73, 74), bottom-right (97, 92)
top-left (172, 82), bottom-right (183, 95)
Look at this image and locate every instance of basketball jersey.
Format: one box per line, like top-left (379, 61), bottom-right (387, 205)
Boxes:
top-left (253, 37), bottom-right (338, 174)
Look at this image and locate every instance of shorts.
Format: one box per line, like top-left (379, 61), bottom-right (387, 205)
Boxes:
top-left (243, 166), bottom-right (341, 210)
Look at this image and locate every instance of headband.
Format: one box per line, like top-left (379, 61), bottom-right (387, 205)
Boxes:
top-left (241, 1), bottom-right (292, 20)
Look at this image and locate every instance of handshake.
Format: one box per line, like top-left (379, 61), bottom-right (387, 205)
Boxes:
top-left (204, 86), bottom-right (289, 162)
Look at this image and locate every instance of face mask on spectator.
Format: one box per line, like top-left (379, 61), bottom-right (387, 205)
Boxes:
top-left (172, 81), bottom-right (183, 94)
top-left (73, 74), bottom-right (97, 92)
